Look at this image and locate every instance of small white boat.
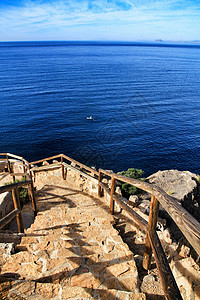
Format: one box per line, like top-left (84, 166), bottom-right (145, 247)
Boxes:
top-left (87, 116), bottom-right (93, 120)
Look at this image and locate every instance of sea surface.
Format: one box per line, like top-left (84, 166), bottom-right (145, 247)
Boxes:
top-left (0, 41), bottom-right (200, 176)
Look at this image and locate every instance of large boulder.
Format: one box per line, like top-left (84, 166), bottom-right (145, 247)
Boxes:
top-left (147, 170), bottom-right (198, 202)
top-left (147, 170), bottom-right (200, 220)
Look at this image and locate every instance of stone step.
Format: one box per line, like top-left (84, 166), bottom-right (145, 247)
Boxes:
top-left (7, 281), bottom-right (146, 299)
top-left (0, 176), bottom-right (146, 299)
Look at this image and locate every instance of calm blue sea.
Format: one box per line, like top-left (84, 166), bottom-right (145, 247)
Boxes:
top-left (0, 41), bottom-right (200, 176)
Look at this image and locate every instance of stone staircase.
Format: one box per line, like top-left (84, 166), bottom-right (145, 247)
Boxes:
top-left (0, 171), bottom-right (146, 299)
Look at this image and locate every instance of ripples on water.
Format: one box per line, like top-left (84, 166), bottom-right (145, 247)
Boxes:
top-left (0, 42), bottom-right (200, 176)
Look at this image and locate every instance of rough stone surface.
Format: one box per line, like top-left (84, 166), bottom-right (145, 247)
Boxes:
top-left (0, 168), bottom-right (146, 299)
top-left (170, 257), bottom-right (200, 300)
top-left (129, 195), bottom-right (139, 207)
top-left (141, 274), bottom-right (164, 297)
top-left (1, 165), bottom-right (200, 299)
top-left (147, 170), bottom-right (198, 201)
top-left (147, 170), bottom-right (200, 220)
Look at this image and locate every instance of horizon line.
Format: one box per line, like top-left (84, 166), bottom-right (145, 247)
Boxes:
top-left (0, 40), bottom-right (200, 48)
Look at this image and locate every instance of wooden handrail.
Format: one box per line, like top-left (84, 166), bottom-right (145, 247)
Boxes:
top-left (0, 174), bottom-right (36, 232)
top-left (0, 153), bottom-right (29, 173)
top-left (148, 230), bottom-right (182, 299)
top-left (11, 188), bottom-right (24, 233)
top-left (113, 193), bottom-right (148, 232)
top-left (29, 154), bottom-right (62, 165)
top-left (62, 154), bottom-right (99, 176)
top-left (143, 194), bottom-right (159, 270)
top-left (99, 169), bottom-right (200, 257)
top-left (7, 153), bottom-right (24, 160)
top-left (0, 209), bottom-right (20, 230)
top-left (98, 168), bottom-right (200, 299)
top-left (0, 152), bottom-right (199, 299)
top-left (0, 179), bottom-right (32, 195)
top-left (0, 154), bottom-right (36, 232)
top-left (62, 162), bottom-right (97, 182)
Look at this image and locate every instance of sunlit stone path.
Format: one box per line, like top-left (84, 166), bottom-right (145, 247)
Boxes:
top-left (1, 169), bottom-right (146, 299)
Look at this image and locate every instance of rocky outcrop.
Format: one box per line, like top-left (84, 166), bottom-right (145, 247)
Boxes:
top-left (147, 169), bottom-right (198, 201)
top-left (147, 169), bottom-right (200, 220)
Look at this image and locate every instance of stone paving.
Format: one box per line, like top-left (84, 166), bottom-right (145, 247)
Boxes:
top-left (0, 170), bottom-right (146, 299)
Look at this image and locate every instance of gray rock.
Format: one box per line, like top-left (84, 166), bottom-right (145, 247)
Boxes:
top-left (129, 195), bottom-right (139, 207)
top-left (143, 274), bottom-right (155, 283)
top-left (147, 169), bottom-right (198, 202)
top-left (147, 169), bottom-right (200, 219)
top-left (138, 200), bottom-right (150, 214)
top-left (162, 228), bottom-right (172, 244)
top-left (178, 244), bottom-right (190, 258)
top-left (115, 186), bottom-right (122, 197)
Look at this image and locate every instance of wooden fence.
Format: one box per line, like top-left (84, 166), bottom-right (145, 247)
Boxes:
top-left (97, 169), bottom-right (200, 300)
top-left (0, 153), bottom-right (36, 233)
top-left (1, 153), bottom-right (200, 299)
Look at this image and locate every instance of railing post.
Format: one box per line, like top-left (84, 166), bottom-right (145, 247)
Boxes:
top-left (29, 163), bottom-right (36, 182)
top-left (12, 188), bottom-right (24, 233)
top-left (110, 176), bottom-right (115, 214)
top-left (28, 182), bottom-right (37, 216)
top-left (61, 156), bottom-right (65, 180)
top-left (7, 154), bottom-right (15, 181)
top-left (22, 159), bottom-right (26, 173)
top-left (143, 194), bottom-right (159, 270)
top-left (6, 155), bottom-right (11, 173)
top-left (98, 170), bottom-right (103, 197)
top-left (12, 174), bottom-right (16, 183)
top-left (28, 164), bottom-right (34, 181)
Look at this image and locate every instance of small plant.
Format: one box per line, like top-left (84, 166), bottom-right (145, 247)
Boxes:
top-left (118, 168), bottom-right (145, 198)
top-left (167, 190), bottom-right (174, 195)
top-left (196, 174), bottom-right (200, 184)
top-left (4, 177), bottom-right (29, 208)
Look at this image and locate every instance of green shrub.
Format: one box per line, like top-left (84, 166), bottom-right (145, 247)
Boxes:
top-left (4, 177), bottom-right (29, 208)
top-left (118, 168), bottom-right (145, 198)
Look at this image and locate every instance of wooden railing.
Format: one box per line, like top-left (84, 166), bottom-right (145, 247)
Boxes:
top-left (0, 174), bottom-right (36, 233)
top-left (28, 153), bottom-right (98, 181)
top-left (0, 153), bottom-right (36, 233)
top-left (1, 153), bottom-right (200, 299)
top-left (0, 153), bottom-right (29, 177)
top-left (98, 169), bottom-right (200, 300)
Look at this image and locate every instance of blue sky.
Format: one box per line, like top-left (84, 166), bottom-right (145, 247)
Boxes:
top-left (0, 0), bottom-right (200, 42)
